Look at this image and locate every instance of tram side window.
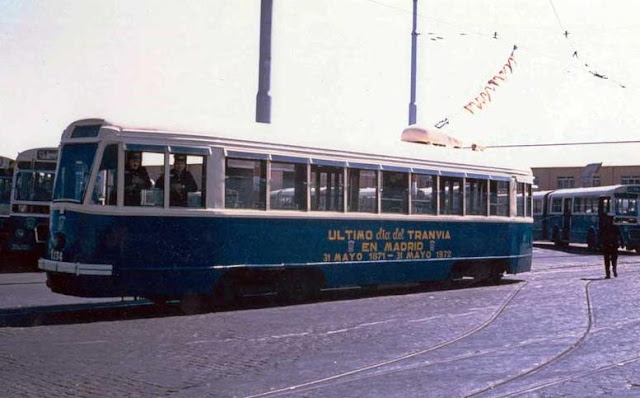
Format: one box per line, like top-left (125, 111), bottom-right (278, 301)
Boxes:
top-left (526, 184), bottom-right (532, 216)
top-left (348, 169), bottom-right (377, 213)
top-left (411, 173), bottom-right (435, 215)
top-left (440, 177), bottom-right (463, 215)
top-left (124, 151), bottom-right (163, 207)
top-left (158, 154), bottom-right (205, 208)
top-left (311, 165), bottom-right (344, 212)
top-left (91, 144), bottom-right (118, 206)
top-left (516, 183), bottom-right (525, 217)
top-left (225, 158), bottom-right (266, 210)
top-left (490, 180), bottom-right (509, 217)
top-left (270, 162), bottom-right (307, 211)
top-left (466, 178), bottom-right (488, 216)
top-left (381, 171), bottom-right (408, 214)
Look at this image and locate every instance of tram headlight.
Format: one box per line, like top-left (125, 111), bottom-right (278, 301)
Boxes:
top-left (51, 232), bottom-right (66, 251)
top-left (15, 228), bottom-right (25, 239)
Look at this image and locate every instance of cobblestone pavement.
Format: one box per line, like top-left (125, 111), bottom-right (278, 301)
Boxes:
top-left (1, 246), bottom-right (640, 397)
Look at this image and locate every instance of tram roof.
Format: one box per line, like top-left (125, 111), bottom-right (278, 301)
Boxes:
top-left (546, 185), bottom-right (640, 198)
top-left (63, 118), bottom-right (533, 178)
top-left (0, 156), bottom-right (13, 169)
top-left (16, 147), bottom-right (58, 162)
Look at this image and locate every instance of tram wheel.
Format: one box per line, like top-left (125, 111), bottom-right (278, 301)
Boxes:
top-left (180, 294), bottom-right (213, 314)
top-left (147, 296), bottom-right (169, 306)
top-left (276, 270), bottom-right (322, 303)
top-left (485, 272), bottom-right (503, 285)
top-left (213, 281), bottom-right (239, 307)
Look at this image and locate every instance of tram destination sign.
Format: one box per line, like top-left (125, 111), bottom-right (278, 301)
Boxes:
top-left (37, 149), bottom-right (58, 161)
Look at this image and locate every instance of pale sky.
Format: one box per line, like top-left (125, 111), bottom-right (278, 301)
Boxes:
top-left (1, 0), bottom-right (640, 167)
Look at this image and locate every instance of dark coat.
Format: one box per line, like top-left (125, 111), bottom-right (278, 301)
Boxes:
top-left (599, 221), bottom-right (622, 251)
top-left (124, 166), bottom-right (152, 206)
top-left (156, 169), bottom-right (198, 206)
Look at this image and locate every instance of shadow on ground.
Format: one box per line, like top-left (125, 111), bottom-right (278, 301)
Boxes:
top-left (0, 278), bottom-right (522, 328)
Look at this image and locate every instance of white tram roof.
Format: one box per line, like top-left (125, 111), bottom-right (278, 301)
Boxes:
top-left (547, 185), bottom-right (640, 198)
top-left (0, 156), bottom-right (13, 169)
top-left (62, 118), bottom-right (533, 181)
top-left (15, 147), bottom-right (58, 163)
top-left (532, 190), bottom-right (552, 199)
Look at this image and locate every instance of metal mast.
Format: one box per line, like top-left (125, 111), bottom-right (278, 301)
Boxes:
top-left (256, 0), bottom-right (273, 123)
top-left (408, 0), bottom-right (418, 125)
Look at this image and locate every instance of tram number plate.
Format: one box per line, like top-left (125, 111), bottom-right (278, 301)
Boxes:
top-left (49, 249), bottom-right (63, 262)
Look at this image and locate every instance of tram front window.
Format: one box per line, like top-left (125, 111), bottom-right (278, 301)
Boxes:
top-left (54, 144), bottom-right (97, 203)
top-left (0, 177), bottom-right (10, 203)
top-left (15, 171), bottom-right (55, 202)
top-left (91, 144), bottom-right (118, 206)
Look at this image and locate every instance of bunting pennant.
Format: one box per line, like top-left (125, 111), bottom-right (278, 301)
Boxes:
top-left (463, 46), bottom-right (517, 115)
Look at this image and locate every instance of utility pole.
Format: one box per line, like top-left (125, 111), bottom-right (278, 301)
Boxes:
top-left (256, 0), bottom-right (273, 124)
top-left (408, 0), bottom-right (418, 125)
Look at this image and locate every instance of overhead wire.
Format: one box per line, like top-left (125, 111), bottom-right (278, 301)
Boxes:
top-left (547, 0), bottom-right (627, 88)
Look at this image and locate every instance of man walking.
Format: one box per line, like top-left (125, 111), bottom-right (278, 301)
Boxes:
top-left (599, 216), bottom-right (622, 279)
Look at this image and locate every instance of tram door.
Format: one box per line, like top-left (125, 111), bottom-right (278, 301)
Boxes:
top-left (562, 198), bottom-right (572, 241)
top-left (598, 196), bottom-right (611, 230)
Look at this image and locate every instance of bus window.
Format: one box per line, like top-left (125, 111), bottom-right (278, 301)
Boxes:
top-left (615, 196), bottom-right (638, 216)
top-left (586, 197), bottom-right (597, 213)
top-left (381, 171), bottom-right (408, 214)
top-left (411, 173), bottom-right (435, 215)
top-left (348, 169), bottom-right (377, 213)
top-left (533, 198), bottom-right (543, 215)
top-left (158, 154), bottom-right (205, 208)
top-left (573, 197), bottom-right (583, 213)
top-left (91, 144), bottom-right (118, 206)
top-left (466, 178), bottom-right (487, 216)
top-left (551, 198), bottom-right (562, 213)
top-left (124, 151), bottom-right (163, 207)
top-left (440, 177), bottom-right (463, 215)
top-left (269, 162), bottom-right (307, 211)
top-left (225, 158), bottom-right (266, 210)
top-left (0, 177), bottom-right (10, 204)
top-left (54, 143), bottom-right (97, 203)
top-left (490, 180), bottom-right (509, 217)
top-left (310, 165), bottom-right (343, 212)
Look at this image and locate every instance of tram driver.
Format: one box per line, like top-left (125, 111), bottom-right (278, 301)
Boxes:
top-left (124, 151), bottom-right (152, 206)
top-left (156, 154), bottom-right (198, 207)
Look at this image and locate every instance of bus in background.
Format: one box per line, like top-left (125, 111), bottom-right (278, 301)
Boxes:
top-left (533, 185), bottom-right (640, 251)
top-left (1, 148), bottom-right (57, 266)
top-left (0, 156), bottom-right (15, 259)
top-left (532, 190), bottom-right (550, 242)
top-left (40, 119), bottom-right (533, 306)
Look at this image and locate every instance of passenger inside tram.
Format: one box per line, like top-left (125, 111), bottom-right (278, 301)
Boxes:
top-left (124, 151), bottom-right (152, 206)
top-left (156, 154), bottom-right (198, 207)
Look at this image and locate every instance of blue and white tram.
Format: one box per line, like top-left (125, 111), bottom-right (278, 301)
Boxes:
top-left (40, 119), bottom-right (533, 302)
top-left (533, 185), bottom-right (640, 251)
top-left (1, 148), bottom-right (57, 262)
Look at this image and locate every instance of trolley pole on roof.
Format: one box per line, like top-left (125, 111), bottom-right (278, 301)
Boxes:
top-left (408, 0), bottom-right (418, 125)
top-left (256, 0), bottom-right (273, 124)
